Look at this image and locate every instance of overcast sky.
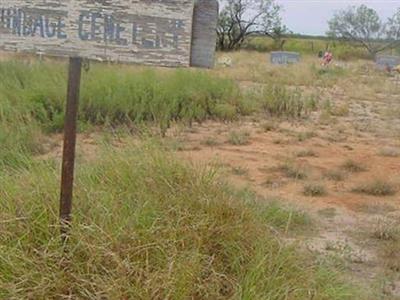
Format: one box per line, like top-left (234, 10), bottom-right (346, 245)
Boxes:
top-left (276, 0), bottom-right (399, 35)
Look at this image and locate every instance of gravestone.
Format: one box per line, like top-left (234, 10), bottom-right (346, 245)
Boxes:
top-left (0, 0), bottom-right (218, 68)
top-left (271, 51), bottom-right (300, 65)
top-left (376, 55), bottom-right (400, 70)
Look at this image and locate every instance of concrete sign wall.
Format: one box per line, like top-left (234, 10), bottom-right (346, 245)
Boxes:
top-left (0, 0), bottom-right (218, 68)
top-left (190, 0), bottom-right (218, 68)
top-left (376, 55), bottom-right (400, 70)
top-left (271, 51), bottom-right (300, 65)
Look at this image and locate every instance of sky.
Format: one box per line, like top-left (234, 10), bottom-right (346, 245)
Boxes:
top-left (276, 0), bottom-right (399, 36)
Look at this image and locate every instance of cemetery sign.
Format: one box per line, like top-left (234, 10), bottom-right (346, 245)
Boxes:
top-left (0, 0), bottom-right (218, 68)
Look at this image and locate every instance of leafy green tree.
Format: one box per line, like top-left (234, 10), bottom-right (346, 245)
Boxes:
top-left (328, 5), bottom-right (400, 56)
top-left (217, 0), bottom-right (283, 50)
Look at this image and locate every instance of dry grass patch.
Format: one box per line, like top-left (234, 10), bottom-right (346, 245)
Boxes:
top-left (303, 183), bottom-right (327, 197)
top-left (232, 166), bottom-right (249, 176)
top-left (352, 179), bottom-right (396, 197)
top-left (324, 169), bottom-right (346, 181)
top-left (297, 131), bottom-right (317, 142)
top-left (277, 161), bottom-right (308, 180)
top-left (382, 240), bottom-right (400, 272)
top-left (260, 121), bottom-right (278, 132)
top-left (341, 159), bottom-right (367, 173)
top-left (201, 136), bottom-right (220, 147)
top-left (371, 218), bottom-right (400, 241)
top-left (378, 147), bottom-right (400, 157)
top-left (295, 149), bottom-right (318, 158)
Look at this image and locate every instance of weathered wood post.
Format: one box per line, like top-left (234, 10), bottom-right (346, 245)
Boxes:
top-left (60, 57), bottom-right (82, 241)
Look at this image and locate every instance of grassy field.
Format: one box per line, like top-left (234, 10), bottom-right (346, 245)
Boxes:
top-left (2, 49), bottom-right (400, 298)
top-left (0, 139), bottom-right (358, 299)
top-left (244, 36), bottom-right (399, 61)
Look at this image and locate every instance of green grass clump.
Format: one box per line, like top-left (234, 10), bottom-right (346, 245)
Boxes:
top-left (0, 141), bottom-right (357, 299)
top-left (352, 180), bottom-right (396, 197)
top-left (228, 129), bottom-right (251, 145)
top-left (259, 85), bottom-right (307, 118)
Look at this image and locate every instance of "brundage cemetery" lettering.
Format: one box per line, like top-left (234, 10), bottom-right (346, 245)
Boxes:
top-left (0, 8), bottom-right (185, 49)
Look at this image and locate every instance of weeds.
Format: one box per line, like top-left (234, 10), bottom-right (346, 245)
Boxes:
top-left (259, 85), bottom-right (308, 118)
top-left (352, 179), bottom-right (396, 197)
top-left (278, 161), bottom-right (308, 180)
top-left (0, 60), bottom-right (241, 164)
top-left (383, 241), bottom-right (400, 272)
top-left (303, 183), bottom-right (327, 197)
top-left (371, 218), bottom-right (400, 241)
top-left (296, 149), bottom-right (318, 157)
top-left (324, 169), bottom-right (346, 181)
top-left (201, 136), bottom-right (220, 147)
top-left (297, 131), bottom-right (316, 142)
top-left (261, 121), bottom-right (278, 132)
top-left (232, 166), bottom-right (249, 176)
top-left (0, 141), bottom-right (356, 299)
top-left (228, 129), bottom-right (251, 145)
top-left (341, 159), bottom-right (367, 173)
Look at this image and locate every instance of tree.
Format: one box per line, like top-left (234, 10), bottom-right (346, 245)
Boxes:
top-left (217, 0), bottom-right (284, 51)
top-left (387, 8), bottom-right (400, 42)
top-left (328, 5), bottom-right (400, 56)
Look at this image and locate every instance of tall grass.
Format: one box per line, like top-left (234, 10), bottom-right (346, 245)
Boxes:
top-left (0, 141), bottom-right (357, 299)
top-left (0, 60), bottom-right (240, 166)
top-left (0, 61), bottom-right (239, 132)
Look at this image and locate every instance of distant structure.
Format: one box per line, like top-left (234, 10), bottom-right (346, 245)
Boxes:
top-left (271, 51), bottom-right (300, 65)
top-left (376, 55), bottom-right (400, 71)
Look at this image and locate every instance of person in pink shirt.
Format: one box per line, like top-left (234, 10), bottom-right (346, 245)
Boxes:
top-left (322, 51), bottom-right (333, 66)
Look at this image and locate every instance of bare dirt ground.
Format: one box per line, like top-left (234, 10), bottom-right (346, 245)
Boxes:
top-left (171, 78), bottom-right (400, 297)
